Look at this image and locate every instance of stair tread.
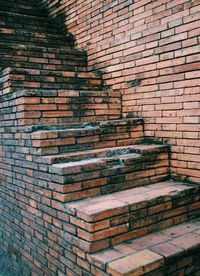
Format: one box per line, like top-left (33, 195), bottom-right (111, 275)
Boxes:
top-left (52, 152), bottom-right (141, 169)
top-left (29, 117), bottom-right (143, 155)
top-left (0, 10), bottom-right (48, 20)
top-left (0, 26), bottom-right (72, 40)
top-left (0, 7), bottom-right (48, 20)
top-left (0, 42), bottom-right (72, 53)
top-left (89, 218), bottom-right (200, 275)
top-left (0, 28), bottom-right (72, 46)
top-left (0, 88), bottom-right (107, 101)
top-left (66, 180), bottom-right (198, 221)
top-left (1, 67), bottom-right (101, 78)
top-left (43, 142), bottom-right (152, 163)
top-left (49, 144), bottom-right (167, 168)
top-left (0, 42), bottom-right (85, 55)
top-left (32, 118), bottom-right (142, 136)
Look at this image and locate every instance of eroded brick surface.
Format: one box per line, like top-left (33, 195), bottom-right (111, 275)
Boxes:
top-left (0, 1), bottom-right (200, 276)
top-left (38, 0), bottom-right (200, 184)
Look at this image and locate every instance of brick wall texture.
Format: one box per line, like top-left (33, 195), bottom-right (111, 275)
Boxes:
top-left (0, 1), bottom-right (200, 275)
top-left (38, 0), bottom-right (200, 184)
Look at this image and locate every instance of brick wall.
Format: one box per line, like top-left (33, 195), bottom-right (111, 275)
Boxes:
top-left (38, 0), bottom-right (200, 183)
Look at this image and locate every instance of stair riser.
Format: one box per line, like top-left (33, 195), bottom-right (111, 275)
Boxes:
top-left (0, 7), bottom-right (87, 71)
top-left (32, 126), bottom-right (143, 156)
top-left (67, 187), bottom-right (200, 253)
top-left (0, 33), bottom-right (73, 48)
top-left (0, 47), bottom-right (87, 71)
top-left (0, 29), bottom-right (71, 42)
top-left (0, 0), bottom-right (40, 5)
top-left (0, 59), bottom-right (86, 72)
top-left (0, 19), bottom-right (60, 34)
top-left (4, 79), bottom-right (101, 91)
top-left (0, 90), bottom-right (120, 129)
top-left (0, 70), bottom-right (102, 94)
top-left (0, 0), bottom-right (49, 18)
top-left (0, 52), bottom-right (86, 63)
top-left (51, 152), bottom-right (170, 202)
top-left (0, 43), bottom-right (74, 53)
top-left (0, 6), bottom-right (46, 17)
top-left (0, 16), bottom-right (64, 33)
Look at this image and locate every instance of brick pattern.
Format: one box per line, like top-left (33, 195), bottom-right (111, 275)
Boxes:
top-left (0, 1), bottom-right (200, 276)
top-left (0, 88), bottom-right (121, 128)
top-left (38, 0), bottom-right (200, 183)
top-left (89, 219), bottom-right (200, 275)
top-left (67, 181), bottom-right (200, 253)
top-left (0, 67), bottom-right (103, 94)
top-left (50, 145), bottom-right (169, 202)
top-left (31, 119), bottom-right (144, 155)
top-left (0, 4), bottom-right (87, 72)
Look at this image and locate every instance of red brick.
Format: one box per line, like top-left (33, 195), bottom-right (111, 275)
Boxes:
top-left (151, 242), bottom-right (184, 259)
top-left (170, 233), bottom-right (200, 250)
top-left (107, 249), bottom-right (164, 276)
top-left (129, 233), bottom-right (170, 250)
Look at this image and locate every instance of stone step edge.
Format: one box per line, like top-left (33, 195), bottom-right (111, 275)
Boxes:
top-left (0, 26), bottom-right (72, 40)
top-left (0, 88), bottom-right (110, 101)
top-left (0, 67), bottom-right (102, 79)
top-left (0, 41), bottom-right (72, 52)
top-left (66, 180), bottom-right (199, 222)
top-left (50, 144), bottom-right (169, 174)
top-left (64, 181), bottom-right (199, 253)
top-left (0, 10), bottom-right (51, 21)
top-left (0, 42), bottom-right (86, 56)
top-left (43, 143), bottom-right (166, 165)
top-left (88, 218), bottom-right (200, 275)
top-left (31, 117), bottom-right (143, 136)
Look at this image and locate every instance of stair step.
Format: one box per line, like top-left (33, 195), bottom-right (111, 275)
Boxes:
top-left (48, 145), bottom-right (169, 202)
top-left (45, 144), bottom-right (166, 164)
top-left (0, 26), bottom-right (70, 41)
top-left (0, 10), bottom-right (51, 24)
top-left (0, 37), bottom-right (72, 50)
top-left (42, 143), bottom-right (160, 164)
top-left (0, 42), bottom-right (86, 60)
top-left (0, 11), bottom-right (67, 35)
top-left (88, 218), bottom-right (200, 275)
top-left (0, 55), bottom-right (86, 72)
top-left (0, 42), bottom-right (87, 71)
top-left (0, 88), bottom-right (120, 127)
top-left (31, 118), bottom-right (144, 155)
top-left (0, 67), bottom-right (103, 94)
top-left (0, 2), bottom-right (47, 17)
top-left (66, 181), bottom-right (200, 253)
top-left (0, 27), bottom-right (72, 46)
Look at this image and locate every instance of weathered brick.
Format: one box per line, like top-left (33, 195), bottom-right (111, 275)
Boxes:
top-left (1, 1), bottom-right (200, 276)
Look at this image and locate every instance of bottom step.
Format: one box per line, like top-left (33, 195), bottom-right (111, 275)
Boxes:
top-left (89, 219), bottom-right (200, 275)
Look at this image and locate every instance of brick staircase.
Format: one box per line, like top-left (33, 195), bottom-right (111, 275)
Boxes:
top-left (0, 1), bottom-right (200, 275)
